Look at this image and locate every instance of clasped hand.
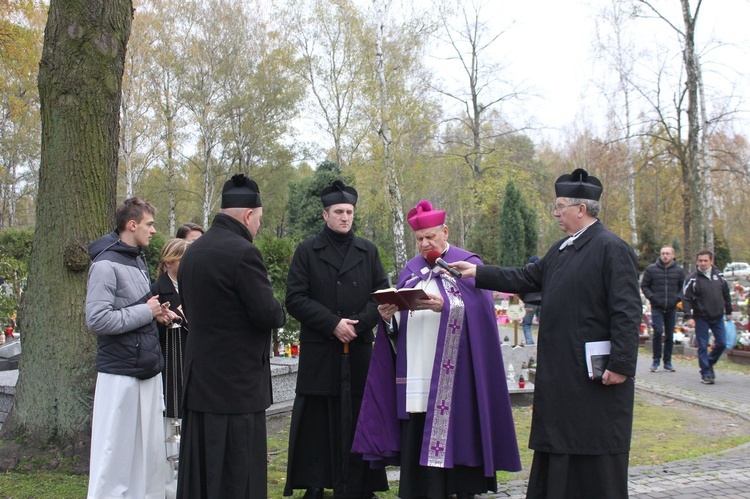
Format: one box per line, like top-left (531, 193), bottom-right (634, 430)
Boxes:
top-left (333, 318), bottom-right (359, 343)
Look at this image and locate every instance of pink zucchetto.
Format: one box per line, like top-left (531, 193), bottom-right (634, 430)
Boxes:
top-left (407, 200), bottom-right (446, 231)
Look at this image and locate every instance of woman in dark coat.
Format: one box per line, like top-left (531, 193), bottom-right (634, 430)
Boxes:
top-left (151, 237), bottom-right (191, 496)
top-left (151, 238), bottom-right (191, 419)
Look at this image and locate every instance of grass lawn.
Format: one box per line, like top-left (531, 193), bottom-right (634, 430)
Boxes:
top-left (0, 472), bottom-right (87, 499)
top-left (270, 388), bottom-right (750, 498)
top-left (3, 354), bottom-right (749, 498)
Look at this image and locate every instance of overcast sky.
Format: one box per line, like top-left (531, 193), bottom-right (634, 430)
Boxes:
top-left (425, 0), bottom-right (750, 145)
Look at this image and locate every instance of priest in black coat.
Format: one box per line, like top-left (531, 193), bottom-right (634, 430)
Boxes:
top-left (283, 180), bottom-right (389, 499)
top-left (176, 174), bottom-right (286, 499)
top-left (452, 169), bottom-right (641, 499)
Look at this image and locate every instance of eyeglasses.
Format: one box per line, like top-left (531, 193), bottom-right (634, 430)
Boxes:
top-left (552, 203), bottom-right (580, 213)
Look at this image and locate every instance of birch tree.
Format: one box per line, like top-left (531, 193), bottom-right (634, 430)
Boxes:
top-left (136, 0), bottom-right (190, 236)
top-left (637, 0), bottom-right (705, 260)
top-left (119, 7), bottom-right (158, 199)
top-left (435, 0), bottom-right (527, 183)
top-left (372, 0), bottom-right (407, 269)
top-left (287, 0), bottom-right (371, 169)
top-left (695, 53), bottom-right (713, 251)
top-left (220, 3), bottom-right (303, 178)
top-left (595, 0), bottom-right (640, 247)
top-left (180, 0), bottom-right (232, 227)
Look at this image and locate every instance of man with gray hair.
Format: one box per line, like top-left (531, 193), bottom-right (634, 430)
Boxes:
top-left (452, 169), bottom-right (641, 499)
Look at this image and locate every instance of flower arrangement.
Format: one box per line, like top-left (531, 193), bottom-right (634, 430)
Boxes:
top-left (738, 332), bottom-right (750, 349)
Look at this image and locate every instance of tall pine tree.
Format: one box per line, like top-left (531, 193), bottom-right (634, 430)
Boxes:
top-left (498, 181), bottom-right (526, 267)
top-left (520, 201), bottom-right (538, 260)
top-left (466, 201), bottom-right (500, 265)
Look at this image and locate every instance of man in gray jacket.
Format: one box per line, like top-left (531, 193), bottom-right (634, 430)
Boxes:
top-left (85, 197), bottom-right (176, 499)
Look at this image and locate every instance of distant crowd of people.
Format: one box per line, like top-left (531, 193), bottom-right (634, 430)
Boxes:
top-left (84, 167), bottom-right (729, 499)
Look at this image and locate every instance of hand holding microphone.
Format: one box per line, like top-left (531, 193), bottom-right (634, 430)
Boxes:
top-left (426, 250), bottom-right (462, 278)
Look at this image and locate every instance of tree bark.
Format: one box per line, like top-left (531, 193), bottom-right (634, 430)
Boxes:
top-left (681, 0), bottom-right (703, 257)
top-left (607, 0), bottom-right (638, 247)
top-left (373, 0), bottom-right (407, 270)
top-left (697, 56), bottom-right (713, 253)
top-left (638, 0), bottom-right (704, 268)
top-left (1, 0), bottom-right (133, 466)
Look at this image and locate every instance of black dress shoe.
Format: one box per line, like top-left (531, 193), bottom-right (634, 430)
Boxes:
top-left (303, 488), bottom-right (324, 499)
top-left (456, 494), bottom-right (475, 499)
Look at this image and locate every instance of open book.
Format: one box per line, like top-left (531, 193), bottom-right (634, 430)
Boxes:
top-left (371, 288), bottom-right (429, 311)
top-left (585, 340), bottom-right (611, 381)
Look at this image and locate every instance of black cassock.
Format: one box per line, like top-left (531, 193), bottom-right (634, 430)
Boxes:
top-left (176, 214), bottom-right (286, 499)
top-left (476, 220), bottom-right (641, 499)
top-left (284, 227), bottom-right (389, 497)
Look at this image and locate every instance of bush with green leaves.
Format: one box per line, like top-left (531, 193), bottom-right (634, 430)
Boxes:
top-left (0, 229), bottom-right (33, 329)
top-left (255, 232), bottom-right (299, 346)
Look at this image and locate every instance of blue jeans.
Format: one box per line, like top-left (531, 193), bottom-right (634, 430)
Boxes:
top-left (651, 308), bottom-right (677, 366)
top-left (522, 304), bottom-right (539, 345)
top-left (694, 316), bottom-right (727, 376)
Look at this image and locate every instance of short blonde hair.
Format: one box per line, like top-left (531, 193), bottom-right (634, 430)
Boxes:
top-left (157, 238), bottom-right (191, 278)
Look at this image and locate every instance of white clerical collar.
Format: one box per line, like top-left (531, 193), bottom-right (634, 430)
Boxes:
top-left (559, 220), bottom-right (598, 250)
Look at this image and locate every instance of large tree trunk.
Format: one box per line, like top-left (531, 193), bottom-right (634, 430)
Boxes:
top-left (0, 0), bottom-right (133, 467)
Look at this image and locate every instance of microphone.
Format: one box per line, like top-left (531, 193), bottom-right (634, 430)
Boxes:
top-left (426, 250), bottom-right (462, 278)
